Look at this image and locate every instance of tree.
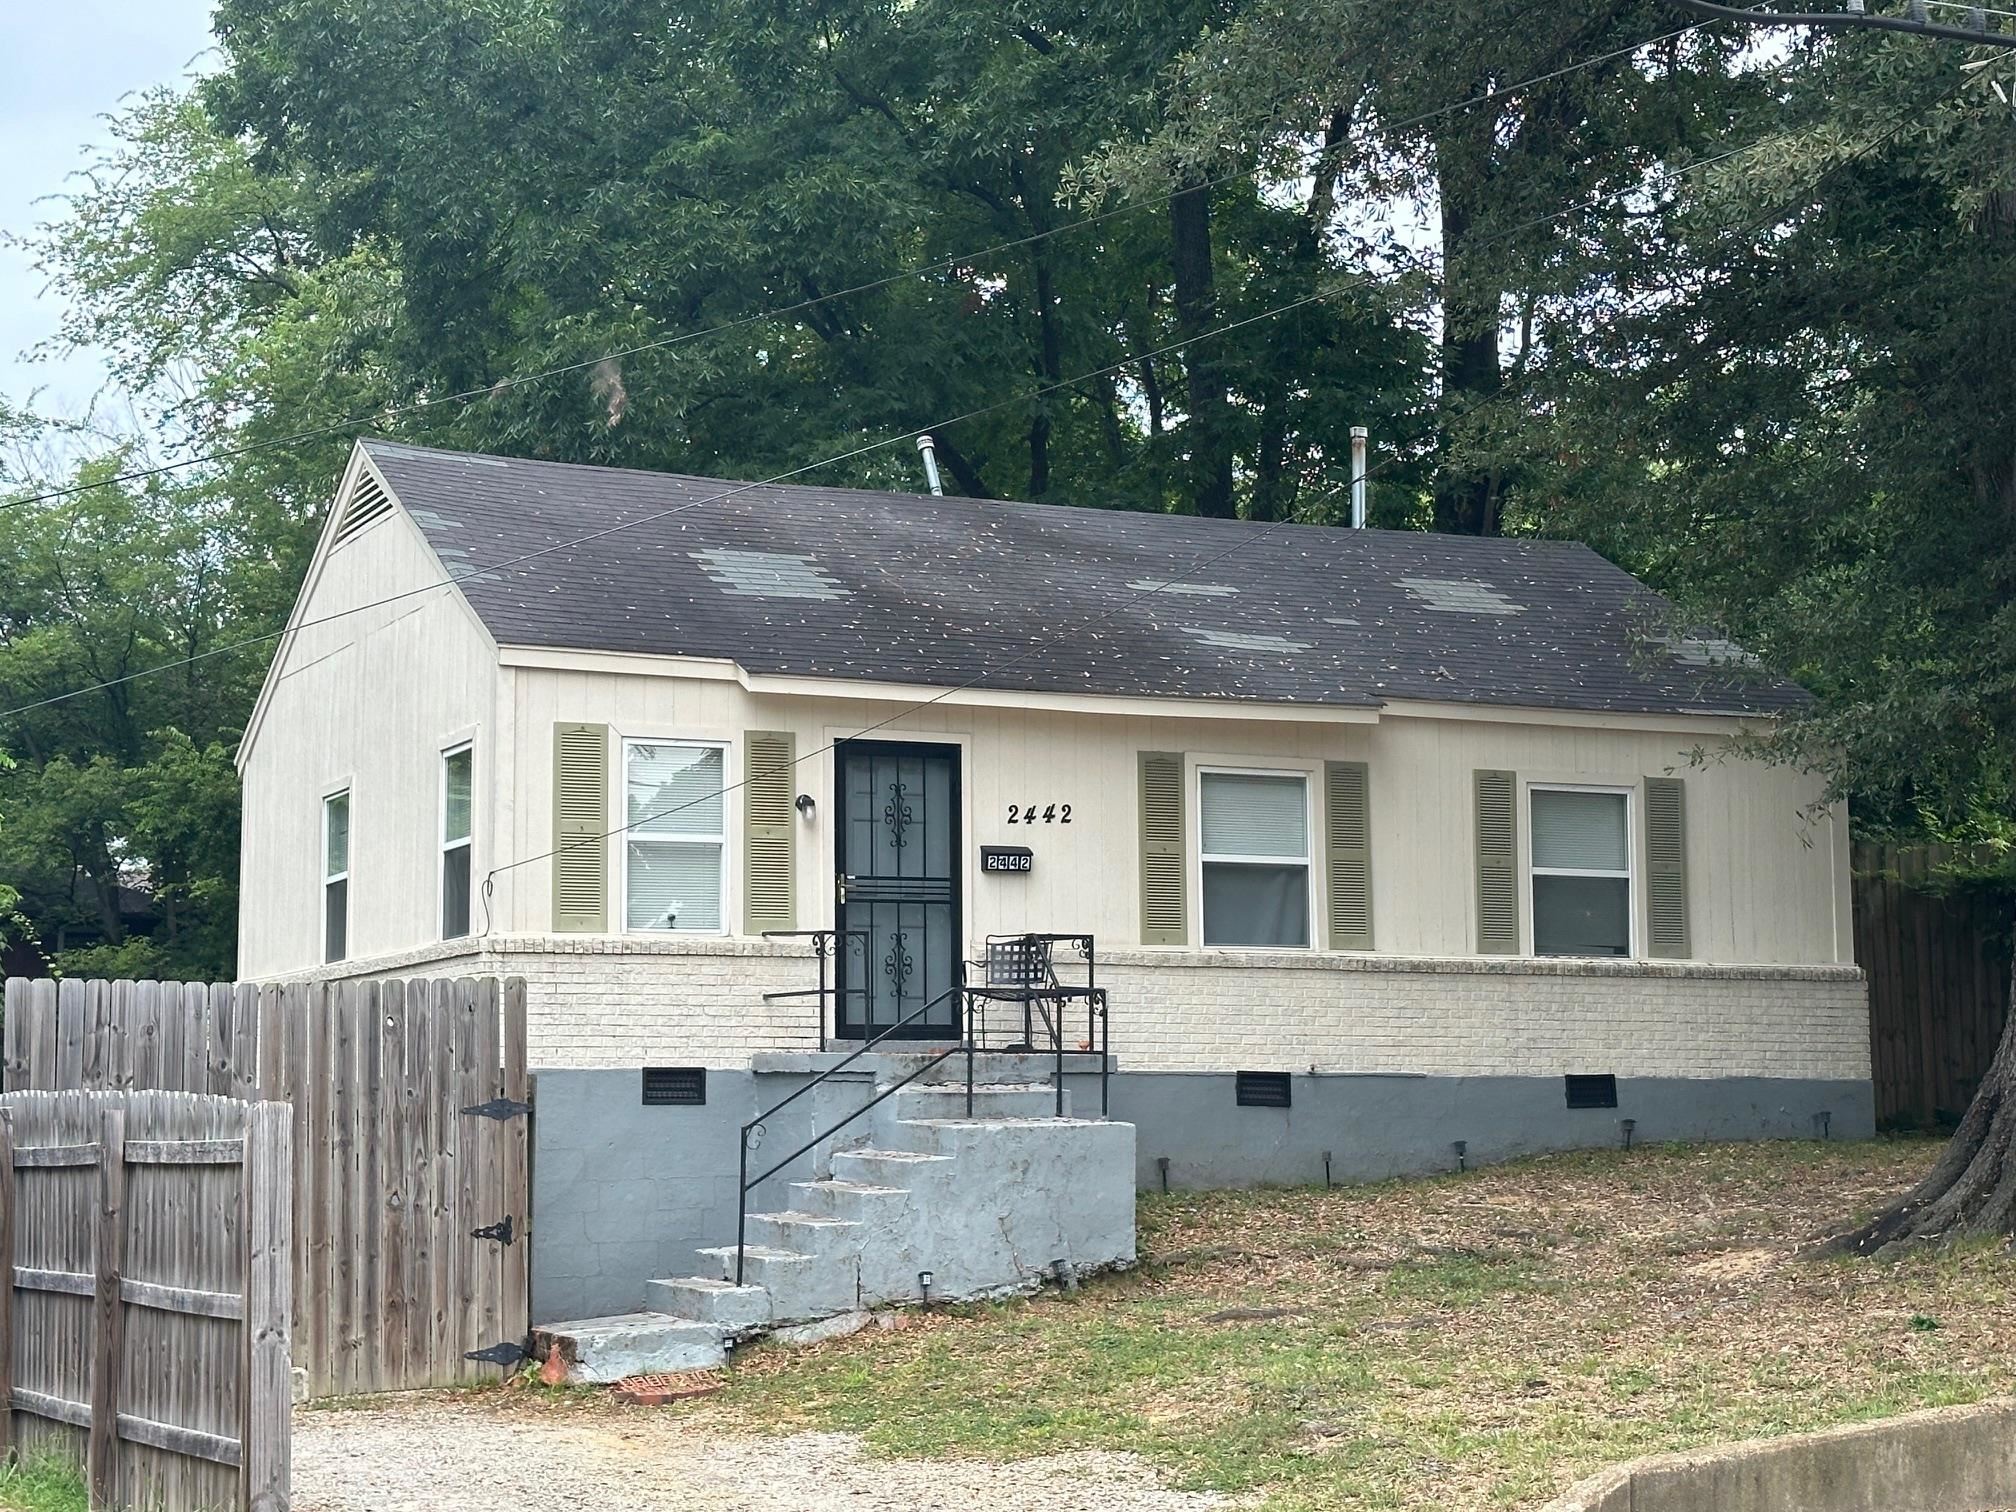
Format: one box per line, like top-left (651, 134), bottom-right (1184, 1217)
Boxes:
top-left (0, 438), bottom-right (256, 979)
top-left (1109, 0), bottom-right (1761, 531)
top-left (1523, 29), bottom-right (2016, 1249)
top-left (198, 0), bottom-right (1428, 515)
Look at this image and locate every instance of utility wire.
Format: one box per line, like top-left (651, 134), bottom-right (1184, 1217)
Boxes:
top-left (0, 16), bottom-right (1717, 517)
top-left (1, 131), bottom-right (1777, 729)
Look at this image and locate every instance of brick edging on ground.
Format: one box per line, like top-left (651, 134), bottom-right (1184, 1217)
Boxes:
top-left (1541, 1398), bottom-right (2016, 1512)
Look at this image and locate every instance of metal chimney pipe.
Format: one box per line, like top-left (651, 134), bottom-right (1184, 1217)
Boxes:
top-left (915, 434), bottom-right (945, 497)
top-left (1349, 426), bottom-right (1369, 529)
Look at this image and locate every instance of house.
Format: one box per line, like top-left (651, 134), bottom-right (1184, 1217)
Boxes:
top-left (236, 438), bottom-right (1869, 1320)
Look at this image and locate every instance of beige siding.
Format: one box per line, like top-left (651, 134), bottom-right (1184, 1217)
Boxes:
top-left (236, 504), bottom-right (498, 977)
top-left (489, 666), bottom-right (1850, 968)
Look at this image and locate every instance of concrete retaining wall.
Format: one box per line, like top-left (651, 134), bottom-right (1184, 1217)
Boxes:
top-left (1542, 1399), bottom-right (2016, 1512)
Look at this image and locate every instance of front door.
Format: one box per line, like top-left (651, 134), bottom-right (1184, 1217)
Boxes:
top-left (834, 740), bottom-right (962, 1039)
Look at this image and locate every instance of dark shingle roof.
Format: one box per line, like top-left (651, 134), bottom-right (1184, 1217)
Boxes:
top-left (359, 439), bottom-right (1805, 719)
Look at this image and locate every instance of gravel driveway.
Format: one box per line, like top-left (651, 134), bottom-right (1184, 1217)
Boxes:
top-left (294, 1397), bottom-right (1243, 1512)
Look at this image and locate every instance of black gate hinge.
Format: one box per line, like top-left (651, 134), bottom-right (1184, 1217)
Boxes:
top-left (465, 1340), bottom-right (530, 1368)
top-left (462, 1096), bottom-right (533, 1121)
top-left (470, 1215), bottom-right (516, 1246)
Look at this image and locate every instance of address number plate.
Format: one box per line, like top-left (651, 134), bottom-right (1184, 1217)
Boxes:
top-left (981, 846), bottom-right (1035, 874)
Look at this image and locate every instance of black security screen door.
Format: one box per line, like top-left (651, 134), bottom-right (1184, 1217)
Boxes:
top-left (834, 740), bottom-right (962, 1040)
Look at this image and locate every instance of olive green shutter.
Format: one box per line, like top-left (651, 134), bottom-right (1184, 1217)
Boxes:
top-left (1474, 769), bottom-right (1518, 954)
top-left (1324, 761), bottom-right (1374, 950)
top-left (1139, 752), bottom-right (1187, 945)
top-left (744, 730), bottom-right (797, 935)
top-left (1644, 776), bottom-right (1690, 959)
top-left (552, 722), bottom-right (609, 932)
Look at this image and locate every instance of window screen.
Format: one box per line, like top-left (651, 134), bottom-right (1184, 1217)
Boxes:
top-left (1531, 789), bottom-right (1630, 957)
top-left (625, 742), bottom-right (725, 931)
top-left (1201, 772), bottom-right (1310, 948)
top-left (442, 747), bottom-right (473, 939)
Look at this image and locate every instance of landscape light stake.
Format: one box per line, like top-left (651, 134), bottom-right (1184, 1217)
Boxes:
top-left (1156, 1156), bottom-right (1171, 1194)
top-left (1322, 1149), bottom-right (1333, 1190)
top-left (1815, 1110), bottom-right (1832, 1142)
top-left (1620, 1118), bottom-right (1636, 1151)
top-left (1452, 1140), bottom-right (1468, 1174)
top-left (918, 1270), bottom-right (934, 1309)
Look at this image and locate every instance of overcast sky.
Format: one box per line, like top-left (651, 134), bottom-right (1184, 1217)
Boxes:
top-left (0, 2), bottom-right (217, 421)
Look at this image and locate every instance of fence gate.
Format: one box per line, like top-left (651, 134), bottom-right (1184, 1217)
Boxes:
top-left (0, 1089), bottom-right (291, 1512)
top-left (2, 976), bottom-right (530, 1397)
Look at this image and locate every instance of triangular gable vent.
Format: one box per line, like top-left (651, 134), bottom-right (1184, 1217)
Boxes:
top-left (330, 472), bottom-right (394, 547)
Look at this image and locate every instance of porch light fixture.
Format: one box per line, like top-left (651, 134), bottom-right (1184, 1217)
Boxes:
top-left (795, 793), bottom-right (816, 819)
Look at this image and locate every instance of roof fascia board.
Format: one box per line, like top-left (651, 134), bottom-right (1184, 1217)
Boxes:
top-left (1378, 697), bottom-right (1762, 737)
top-left (238, 444), bottom-right (499, 770)
top-left (495, 644), bottom-right (1381, 724)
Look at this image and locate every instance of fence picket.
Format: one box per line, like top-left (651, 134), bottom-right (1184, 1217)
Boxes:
top-left (0, 1107), bottom-right (13, 1463)
top-left (88, 1108), bottom-right (126, 1510)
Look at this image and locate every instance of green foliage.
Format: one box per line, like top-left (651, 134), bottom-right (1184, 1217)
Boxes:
top-left (6, 0), bottom-right (2016, 966)
top-left (0, 446), bottom-right (257, 978)
top-left (0, 1453), bottom-right (88, 1512)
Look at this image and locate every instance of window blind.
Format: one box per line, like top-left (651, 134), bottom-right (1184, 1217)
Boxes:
top-left (1201, 773), bottom-right (1308, 857)
top-left (1531, 790), bottom-right (1627, 872)
top-left (627, 744), bottom-right (725, 835)
top-left (625, 840), bottom-right (722, 931)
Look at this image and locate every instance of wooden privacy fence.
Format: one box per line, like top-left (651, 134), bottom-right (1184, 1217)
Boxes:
top-left (0, 1090), bottom-right (290, 1512)
top-left (1852, 845), bottom-right (2014, 1130)
top-left (1, 977), bottom-right (530, 1398)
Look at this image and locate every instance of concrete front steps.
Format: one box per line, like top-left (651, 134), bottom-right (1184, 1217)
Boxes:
top-left (536, 1069), bottom-right (1135, 1384)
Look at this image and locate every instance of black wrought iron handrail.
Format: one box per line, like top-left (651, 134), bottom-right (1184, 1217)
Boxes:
top-left (735, 981), bottom-right (969, 1285)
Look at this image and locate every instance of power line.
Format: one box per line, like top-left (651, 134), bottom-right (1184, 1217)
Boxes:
top-left (0, 132), bottom-right (1777, 728)
top-left (0, 16), bottom-right (1717, 517)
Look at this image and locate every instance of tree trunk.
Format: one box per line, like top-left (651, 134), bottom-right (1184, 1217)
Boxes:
top-left (1170, 181), bottom-right (1236, 519)
top-left (1432, 130), bottom-right (1505, 537)
top-left (1827, 909), bottom-right (2016, 1255)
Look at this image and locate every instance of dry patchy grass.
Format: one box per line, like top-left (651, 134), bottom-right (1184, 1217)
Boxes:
top-left (706, 1138), bottom-right (2016, 1510)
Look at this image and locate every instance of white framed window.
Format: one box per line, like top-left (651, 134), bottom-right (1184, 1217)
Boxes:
top-left (622, 739), bottom-right (728, 933)
top-left (1199, 768), bottom-right (1312, 948)
top-left (1530, 784), bottom-right (1634, 958)
top-left (323, 789), bottom-right (351, 964)
top-left (441, 744), bottom-right (473, 939)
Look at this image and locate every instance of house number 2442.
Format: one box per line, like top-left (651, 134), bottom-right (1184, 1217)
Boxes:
top-left (1006, 803), bottom-right (1072, 825)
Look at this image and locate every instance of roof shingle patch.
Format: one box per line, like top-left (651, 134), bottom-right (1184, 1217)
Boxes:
top-left (1181, 627), bottom-right (1313, 654)
top-left (1397, 577), bottom-right (1527, 615)
top-left (1127, 579), bottom-right (1238, 597)
top-left (691, 548), bottom-right (849, 600)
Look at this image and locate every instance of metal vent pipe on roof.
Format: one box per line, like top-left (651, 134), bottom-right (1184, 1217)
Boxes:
top-left (916, 434), bottom-right (945, 497)
top-left (1349, 426), bottom-right (1369, 529)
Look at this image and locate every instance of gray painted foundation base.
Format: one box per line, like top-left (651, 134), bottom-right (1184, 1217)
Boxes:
top-left (1075, 1072), bottom-right (1877, 1192)
top-left (528, 1066), bottom-right (1876, 1324)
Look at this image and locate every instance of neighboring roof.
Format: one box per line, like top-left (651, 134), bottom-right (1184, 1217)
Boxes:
top-left (357, 439), bottom-right (1806, 719)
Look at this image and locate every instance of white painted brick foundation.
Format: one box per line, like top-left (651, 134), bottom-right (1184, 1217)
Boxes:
top-left (283, 936), bottom-right (1871, 1082)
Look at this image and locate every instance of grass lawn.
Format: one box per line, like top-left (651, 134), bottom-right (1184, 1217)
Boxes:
top-left (0, 1457), bottom-right (86, 1512)
top-left (713, 1138), bottom-right (2016, 1510)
